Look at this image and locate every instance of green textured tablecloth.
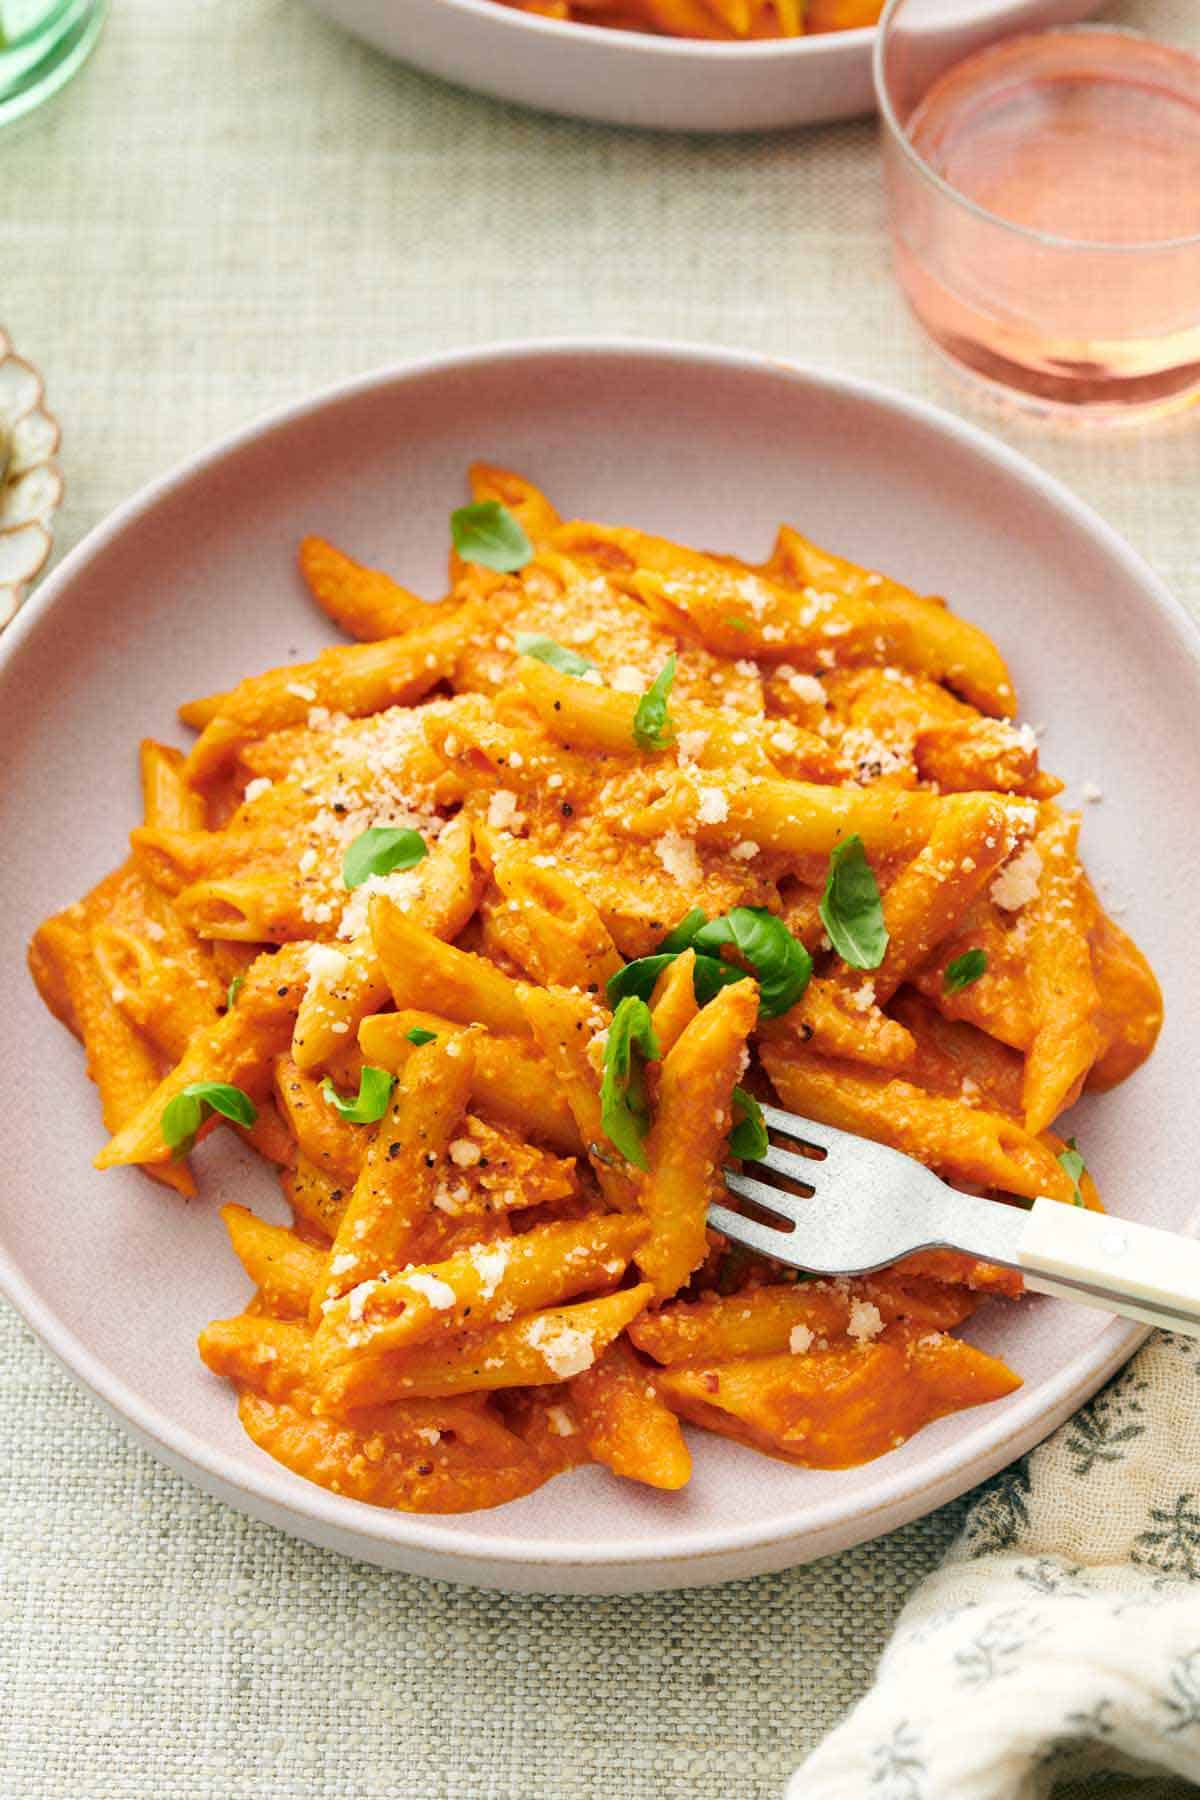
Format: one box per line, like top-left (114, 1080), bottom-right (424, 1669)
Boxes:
top-left (3, 2), bottom-right (1198, 1793)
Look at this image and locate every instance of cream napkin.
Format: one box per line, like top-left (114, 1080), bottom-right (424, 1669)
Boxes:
top-left (791, 1332), bottom-right (1200, 1797)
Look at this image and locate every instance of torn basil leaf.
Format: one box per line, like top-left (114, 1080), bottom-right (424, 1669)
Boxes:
top-left (450, 500), bottom-right (532, 573)
top-left (819, 835), bottom-right (888, 971)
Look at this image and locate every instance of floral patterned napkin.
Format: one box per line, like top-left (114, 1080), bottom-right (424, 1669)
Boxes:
top-left (791, 1333), bottom-right (1200, 1797)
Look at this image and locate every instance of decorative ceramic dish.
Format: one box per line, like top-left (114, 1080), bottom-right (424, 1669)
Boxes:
top-left (1, 340), bottom-right (1196, 1593)
top-left (303, 0), bottom-right (1097, 133)
top-left (0, 328), bottom-right (62, 631)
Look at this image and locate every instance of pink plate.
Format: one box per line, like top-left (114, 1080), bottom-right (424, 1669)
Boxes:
top-left (1, 340), bottom-right (1195, 1592)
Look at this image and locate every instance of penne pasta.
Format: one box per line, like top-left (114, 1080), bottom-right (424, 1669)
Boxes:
top-left (568, 1338), bottom-right (692, 1491)
top-left (94, 944), bottom-right (309, 1172)
top-left (179, 605), bottom-right (477, 736)
top-left (760, 1041), bottom-right (1077, 1204)
top-left (321, 1285), bottom-right (652, 1410)
top-left (308, 1033), bottom-right (478, 1322)
top-left (298, 535), bottom-right (431, 642)
top-left (656, 1324), bottom-right (1021, 1468)
top-left (139, 739), bottom-right (206, 831)
top-left (495, 0), bottom-right (869, 40)
top-left (1020, 810), bottom-right (1102, 1134)
top-left (639, 978), bottom-right (759, 1299)
top-left (314, 1216), bottom-right (647, 1410)
top-left (33, 466), bottom-right (1158, 1516)
top-left (358, 1011), bottom-right (584, 1155)
top-left (219, 1204), bottom-right (327, 1316)
top-left (486, 858), bottom-right (622, 991)
top-left (371, 897), bottom-right (531, 1038)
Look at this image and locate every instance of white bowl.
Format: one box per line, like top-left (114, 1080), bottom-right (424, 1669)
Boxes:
top-left (2, 339), bottom-right (1196, 1593)
top-left (304, 0), bottom-right (1097, 132)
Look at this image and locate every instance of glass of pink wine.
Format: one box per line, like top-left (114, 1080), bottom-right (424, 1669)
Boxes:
top-left (874, 0), bottom-right (1200, 418)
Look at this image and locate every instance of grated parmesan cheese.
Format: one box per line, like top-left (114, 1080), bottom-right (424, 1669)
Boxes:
top-left (346, 1280), bottom-right (380, 1322)
top-left (470, 1242), bottom-right (512, 1302)
top-left (991, 843), bottom-right (1043, 911)
top-left (487, 788), bottom-right (522, 832)
top-left (243, 776), bottom-right (273, 803)
top-left (432, 1182), bottom-right (471, 1215)
top-left (337, 866), bottom-right (427, 940)
top-left (403, 1271), bottom-right (457, 1311)
top-left (304, 943), bottom-right (349, 985)
top-left (675, 728), bottom-right (710, 766)
top-left (654, 831), bottom-right (702, 886)
top-left (696, 786), bottom-right (729, 825)
top-left (786, 671), bottom-right (826, 705)
top-left (846, 1299), bottom-right (884, 1343)
top-left (788, 1324), bottom-right (814, 1355)
top-left (525, 1316), bottom-right (595, 1379)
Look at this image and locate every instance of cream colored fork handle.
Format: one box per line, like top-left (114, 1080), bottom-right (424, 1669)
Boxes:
top-left (1020, 1198), bottom-right (1200, 1338)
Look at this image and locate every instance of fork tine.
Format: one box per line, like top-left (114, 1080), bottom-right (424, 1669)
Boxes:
top-left (753, 1140), bottom-right (820, 1188)
top-left (759, 1104), bottom-right (845, 1156)
top-left (707, 1200), bottom-right (799, 1262)
top-left (724, 1169), bottom-right (808, 1223)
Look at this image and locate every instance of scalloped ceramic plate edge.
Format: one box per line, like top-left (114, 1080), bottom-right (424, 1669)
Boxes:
top-left (0, 326), bottom-right (62, 631)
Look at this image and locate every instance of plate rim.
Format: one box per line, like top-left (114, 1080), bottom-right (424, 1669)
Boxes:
top-left (3, 334), bottom-right (1196, 1577)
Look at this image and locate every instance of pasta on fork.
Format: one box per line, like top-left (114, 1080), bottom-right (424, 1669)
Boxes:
top-left (29, 463), bottom-right (1161, 1513)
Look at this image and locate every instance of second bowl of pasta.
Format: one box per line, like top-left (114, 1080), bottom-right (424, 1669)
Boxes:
top-left (302, 0), bottom-right (1097, 132)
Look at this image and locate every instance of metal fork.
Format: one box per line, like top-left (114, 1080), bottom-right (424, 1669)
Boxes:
top-left (711, 1103), bottom-right (1200, 1338)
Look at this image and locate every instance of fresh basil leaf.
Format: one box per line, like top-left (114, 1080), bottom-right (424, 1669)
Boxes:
top-left (342, 826), bottom-right (428, 891)
top-left (513, 632), bottom-right (596, 677)
top-left (692, 953), bottom-right (748, 1006)
top-left (606, 954), bottom-right (675, 1009)
top-left (693, 906), bottom-right (812, 1020)
top-left (657, 908), bottom-right (708, 955)
top-left (405, 1027), bottom-right (437, 1046)
top-left (161, 1081), bottom-right (257, 1157)
top-left (729, 1086), bottom-right (768, 1162)
top-left (819, 834), bottom-right (889, 971)
top-left (226, 974), bottom-right (244, 1010)
top-left (944, 948), bottom-right (988, 993)
top-left (607, 944), bottom-right (753, 1012)
top-left (1058, 1136), bottom-right (1087, 1207)
top-left (599, 996), bottom-right (661, 1171)
top-left (633, 654), bottom-right (677, 752)
top-left (450, 500), bottom-right (532, 573)
top-left (321, 1065), bottom-right (397, 1125)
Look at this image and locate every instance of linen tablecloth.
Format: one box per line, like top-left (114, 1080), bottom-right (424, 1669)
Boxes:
top-left (2, 1), bottom-right (1198, 1793)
